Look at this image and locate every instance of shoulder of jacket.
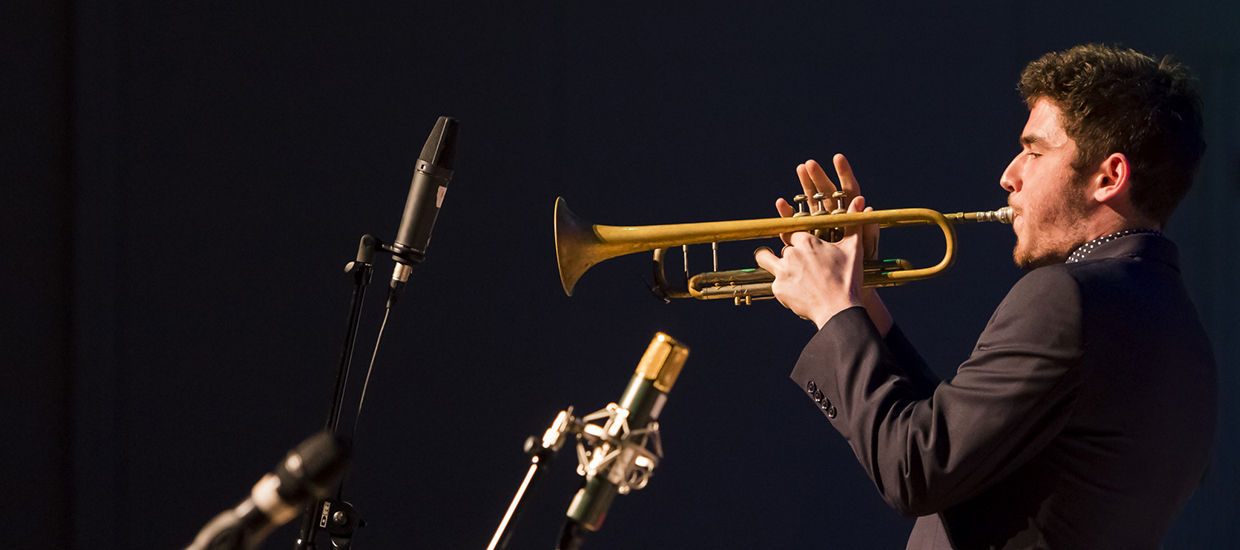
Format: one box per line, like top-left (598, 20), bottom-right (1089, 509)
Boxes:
top-left (993, 265), bottom-right (1083, 323)
top-left (1011, 264), bottom-right (1080, 296)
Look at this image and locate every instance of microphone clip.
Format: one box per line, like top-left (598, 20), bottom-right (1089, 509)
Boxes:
top-left (570, 403), bottom-right (663, 495)
top-left (528, 403), bottom-right (665, 497)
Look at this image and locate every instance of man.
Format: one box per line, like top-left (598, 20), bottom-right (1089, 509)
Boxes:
top-left (754, 45), bottom-right (1216, 549)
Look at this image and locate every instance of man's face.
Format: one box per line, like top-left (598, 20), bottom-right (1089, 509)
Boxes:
top-left (1000, 98), bottom-right (1090, 269)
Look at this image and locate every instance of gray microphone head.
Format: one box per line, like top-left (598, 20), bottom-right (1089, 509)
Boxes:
top-left (420, 117), bottom-right (458, 170)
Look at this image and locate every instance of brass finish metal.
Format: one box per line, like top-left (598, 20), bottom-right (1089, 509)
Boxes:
top-left (633, 333), bottom-right (690, 393)
top-left (684, 258), bottom-right (916, 302)
top-left (554, 196), bottom-right (1011, 298)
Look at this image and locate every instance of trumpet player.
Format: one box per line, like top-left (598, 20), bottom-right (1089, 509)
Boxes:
top-left (754, 44), bottom-right (1215, 550)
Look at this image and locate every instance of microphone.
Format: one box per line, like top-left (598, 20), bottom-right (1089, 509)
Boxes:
top-left (185, 432), bottom-right (350, 550)
top-left (388, 116), bottom-right (459, 306)
top-left (558, 333), bottom-right (690, 550)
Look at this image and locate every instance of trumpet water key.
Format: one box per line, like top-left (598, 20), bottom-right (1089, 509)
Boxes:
top-left (553, 197), bottom-right (1012, 304)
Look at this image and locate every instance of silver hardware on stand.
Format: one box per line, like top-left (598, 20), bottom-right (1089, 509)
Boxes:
top-left (572, 404), bottom-right (662, 495)
top-left (484, 404), bottom-right (664, 550)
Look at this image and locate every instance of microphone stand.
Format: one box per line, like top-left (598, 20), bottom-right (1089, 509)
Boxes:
top-left (484, 404), bottom-right (666, 550)
top-left (486, 410), bottom-right (575, 550)
top-left (294, 115), bottom-right (458, 550)
top-left (294, 233), bottom-right (435, 550)
top-left (290, 115), bottom-right (456, 550)
top-left (294, 235), bottom-right (380, 550)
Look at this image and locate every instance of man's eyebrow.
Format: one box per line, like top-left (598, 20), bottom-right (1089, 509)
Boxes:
top-left (1020, 134), bottom-right (1041, 146)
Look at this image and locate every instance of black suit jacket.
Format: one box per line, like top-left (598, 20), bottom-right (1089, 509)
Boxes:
top-left (791, 234), bottom-right (1216, 550)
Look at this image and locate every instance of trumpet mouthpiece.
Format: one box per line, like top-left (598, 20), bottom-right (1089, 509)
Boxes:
top-left (991, 207), bottom-right (1013, 224)
top-left (947, 207), bottom-right (1013, 224)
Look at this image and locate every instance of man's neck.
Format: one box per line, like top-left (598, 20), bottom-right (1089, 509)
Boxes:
top-left (1078, 206), bottom-right (1159, 243)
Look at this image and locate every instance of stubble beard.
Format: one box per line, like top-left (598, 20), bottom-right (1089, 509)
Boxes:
top-left (1013, 233), bottom-right (1085, 269)
top-left (1012, 178), bottom-right (1091, 269)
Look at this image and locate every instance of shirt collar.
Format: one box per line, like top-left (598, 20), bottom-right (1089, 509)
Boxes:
top-left (1064, 229), bottom-right (1179, 270)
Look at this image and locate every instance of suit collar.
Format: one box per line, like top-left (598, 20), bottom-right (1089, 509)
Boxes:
top-left (1066, 232), bottom-right (1180, 271)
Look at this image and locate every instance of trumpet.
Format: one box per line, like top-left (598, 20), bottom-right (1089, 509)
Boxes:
top-left (554, 197), bottom-right (1012, 305)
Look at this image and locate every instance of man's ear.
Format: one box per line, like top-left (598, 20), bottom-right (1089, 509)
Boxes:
top-left (1092, 152), bottom-right (1130, 203)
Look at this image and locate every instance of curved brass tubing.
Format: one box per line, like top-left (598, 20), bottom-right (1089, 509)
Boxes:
top-left (554, 197), bottom-right (1011, 300)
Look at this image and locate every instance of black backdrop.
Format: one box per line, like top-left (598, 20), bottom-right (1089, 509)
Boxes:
top-left (5, 1), bottom-right (1239, 549)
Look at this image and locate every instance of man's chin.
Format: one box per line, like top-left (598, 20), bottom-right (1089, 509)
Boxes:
top-left (1013, 245), bottom-right (1068, 270)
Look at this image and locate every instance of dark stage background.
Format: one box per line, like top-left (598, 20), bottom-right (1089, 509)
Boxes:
top-left (5, 1), bottom-right (1238, 549)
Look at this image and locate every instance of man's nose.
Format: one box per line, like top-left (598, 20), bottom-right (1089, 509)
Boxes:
top-left (1000, 154), bottom-right (1021, 193)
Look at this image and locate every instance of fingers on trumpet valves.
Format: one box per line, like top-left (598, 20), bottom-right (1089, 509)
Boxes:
top-left (825, 191), bottom-right (850, 242)
top-left (797, 160), bottom-right (840, 206)
top-left (791, 167), bottom-right (854, 241)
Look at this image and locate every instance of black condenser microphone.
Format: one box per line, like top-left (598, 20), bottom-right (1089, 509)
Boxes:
top-left (388, 116), bottom-right (458, 305)
top-left (558, 333), bottom-right (690, 550)
top-left (185, 432), bottom-right (350, 550)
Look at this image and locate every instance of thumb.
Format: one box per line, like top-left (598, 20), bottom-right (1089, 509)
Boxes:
top-left (754, 246), bottom-right (780, 274)
top-left (775, 198), bottom-right (795, 218)
top-left (776, 199), bottom-right (796, 245)
top-left (844, 195), bottom-right (866, 238)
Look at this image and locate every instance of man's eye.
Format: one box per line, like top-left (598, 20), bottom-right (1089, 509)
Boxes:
top-left (1027, 151), bottom-right (1042, 158)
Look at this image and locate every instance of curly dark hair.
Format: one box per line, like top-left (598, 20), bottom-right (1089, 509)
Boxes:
top-left (1019, 44), bottom-right (1206, 226)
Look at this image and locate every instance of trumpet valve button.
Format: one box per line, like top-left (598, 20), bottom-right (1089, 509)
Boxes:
top-left (793, 194), bottom-right (809, 217)
top-left (831, 191), bottom-right (847, 215)
top-left (812, 192), bottom-right (827, 214)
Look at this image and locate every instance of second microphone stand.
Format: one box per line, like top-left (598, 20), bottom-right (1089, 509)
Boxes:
top-left (294, 235), bottom-right (378, 550)
top-left (294, 114), bottom-right (458, 550)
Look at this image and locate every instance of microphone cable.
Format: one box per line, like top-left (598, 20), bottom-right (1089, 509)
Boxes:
top-left (349, 303), bottom-right (391, 450)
